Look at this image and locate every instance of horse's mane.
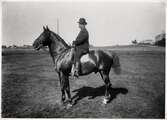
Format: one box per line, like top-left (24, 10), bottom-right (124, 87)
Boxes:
top-left (51, 31), bottom-right (70, 49)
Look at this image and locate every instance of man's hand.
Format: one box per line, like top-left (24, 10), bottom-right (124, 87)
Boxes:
top-left (72, 41), bottom-right (75, 45)
top-left (72, 41), bottom-right (75, 48)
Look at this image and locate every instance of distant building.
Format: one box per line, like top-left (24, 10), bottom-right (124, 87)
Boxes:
top-left (2, 45), bottom-right (7, 48)
top-left (7, 45), bottom-right (18, 48)
top-left (12, 45), bottom-right (17, 48)
top-left (138, 39), bottom-right (154, 45)
top-left (23, 45), bottom-right (32, 48)
top-left (132, 40), bottom-right (138, 45)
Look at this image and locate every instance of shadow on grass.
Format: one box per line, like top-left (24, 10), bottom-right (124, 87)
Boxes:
top-left (72, 85), bottom-right (128, 105)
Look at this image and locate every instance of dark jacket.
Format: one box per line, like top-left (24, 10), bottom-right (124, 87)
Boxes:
top-left (73, 28), bottom-right (89, 53)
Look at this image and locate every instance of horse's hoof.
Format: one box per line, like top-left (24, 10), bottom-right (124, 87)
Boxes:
top-left (66, 103), bottom-right (73, 109)
top-left (102, 98), bottom-right (109, 105)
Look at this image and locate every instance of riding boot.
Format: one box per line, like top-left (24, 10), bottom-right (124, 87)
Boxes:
top-left (74, 61), bottom-right (80, 77)
top-left (71, 64), bottom-right (75, 77)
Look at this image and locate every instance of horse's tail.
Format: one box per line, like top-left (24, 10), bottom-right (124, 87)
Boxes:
top-left (112, 52), bottom-right (121, 75)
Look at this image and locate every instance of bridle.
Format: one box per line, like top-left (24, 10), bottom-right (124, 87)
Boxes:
top-left (36, 30), bottom-right (51, 51)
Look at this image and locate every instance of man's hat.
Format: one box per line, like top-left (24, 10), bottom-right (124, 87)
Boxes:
top-left (77, 18), bottom-right (87, 25)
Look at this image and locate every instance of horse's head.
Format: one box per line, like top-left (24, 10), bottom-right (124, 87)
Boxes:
top-left (33, 26), bottom-right (51, 50)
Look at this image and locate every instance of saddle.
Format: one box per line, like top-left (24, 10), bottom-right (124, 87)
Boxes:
top-left (71, 47), bottom-right (90, 77)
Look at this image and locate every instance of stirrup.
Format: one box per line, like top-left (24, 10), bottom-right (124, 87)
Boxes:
top-left (71, 71), bottom-right (79, 78)
top-left (71, 65), bottom-right (79, 78)
top-left (74, 71), bottom-right (79, 78)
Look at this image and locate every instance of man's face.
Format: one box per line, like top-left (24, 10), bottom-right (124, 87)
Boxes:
top-left (78, 23), bottom-right (84, 29)
top-left (78, 23), bottom-right (81, 29)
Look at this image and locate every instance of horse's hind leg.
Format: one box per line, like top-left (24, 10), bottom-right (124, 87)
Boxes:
top-left (100, 71), bottom-right (112, 104)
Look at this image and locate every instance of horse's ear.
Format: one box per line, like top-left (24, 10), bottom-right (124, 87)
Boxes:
top-left (43, 26), bottom-right (46, 31)
top-left (46, 25), bottom-right (49, 31)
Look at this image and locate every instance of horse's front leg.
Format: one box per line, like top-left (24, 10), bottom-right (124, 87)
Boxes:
top-left (58, 72), bottom-right (66, 104)
top-left (61, 88), bottom-right (66, 103)
top-left (64, 75), bottom-right (73, 108)
top-left (60, 72), bottom-right (73, 108)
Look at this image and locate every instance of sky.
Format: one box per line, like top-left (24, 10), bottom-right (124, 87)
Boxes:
top-left (2, 1), bottom-right (165, 46)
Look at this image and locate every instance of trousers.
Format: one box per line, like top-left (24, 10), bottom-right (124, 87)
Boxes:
top-left (73, 48), bottom-right (88, 64)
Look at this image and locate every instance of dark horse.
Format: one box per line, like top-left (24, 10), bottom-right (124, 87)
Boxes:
top-left (33, 26), bottom-right (121, 107)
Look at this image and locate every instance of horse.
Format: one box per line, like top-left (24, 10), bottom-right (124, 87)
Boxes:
top-left (33, 26), bottom-right (121, 107)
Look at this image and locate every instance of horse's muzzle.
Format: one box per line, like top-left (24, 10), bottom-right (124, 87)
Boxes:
top-left (34, 44), bottom-right (43, 50)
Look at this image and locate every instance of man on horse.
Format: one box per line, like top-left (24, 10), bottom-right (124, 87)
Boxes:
top-left (72, 18), bottom-right (89, 77)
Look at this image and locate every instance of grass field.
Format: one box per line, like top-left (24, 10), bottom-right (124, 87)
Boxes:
top-left (2, 46), bottom-right (165, 118)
